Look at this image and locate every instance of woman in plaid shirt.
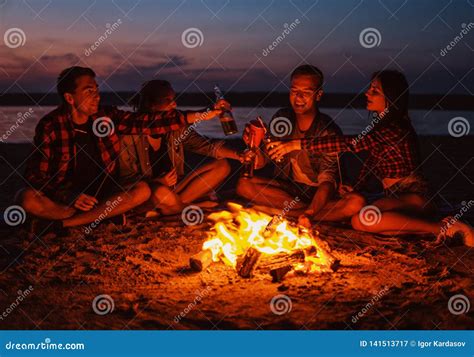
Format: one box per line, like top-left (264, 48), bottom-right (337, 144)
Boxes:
top-left (268, 70), bottom-right (473, 246)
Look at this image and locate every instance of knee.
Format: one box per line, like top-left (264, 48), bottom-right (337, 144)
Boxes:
top-left (18, 188), bottom-right (43, 215)
top-left (129, 181), bottom-right (151, 205)
top-left (351, 214), bottom-right (367, 232)
top-left (214, 159), bottom-right (231, 178)
top-left (153, 185), bottom-right (176, 206)
top-left (343, 193), bottom-right (366, 216)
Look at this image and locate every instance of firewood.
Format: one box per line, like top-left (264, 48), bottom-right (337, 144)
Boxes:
top-left (189, 249), bottom-right (213, 271)
top-left (256, 250), bottom-right (306, 272)
top-left (269, 265), bottom-right (293, 282)
top-left (236, 247), bottom-right (261, 278)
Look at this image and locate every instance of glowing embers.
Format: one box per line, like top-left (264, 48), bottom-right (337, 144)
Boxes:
top-left (190, 203), bottom-right (339, 281)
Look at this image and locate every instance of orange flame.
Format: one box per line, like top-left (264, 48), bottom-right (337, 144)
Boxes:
top-left (201, 203), bottom-right (333, 273)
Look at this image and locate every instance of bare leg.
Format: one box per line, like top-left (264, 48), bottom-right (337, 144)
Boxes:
top-left (236, 176), bottom-right (306, 210)
top-left (175, 159), bottom-right (231, 205)
top-left (351, 211), bottom-right (440, 235)
top-left (312, 193), bottom-right (366, 222)
top-left (351, 194), bottom-right (439, 235)
top-left (370, 193), bottom-right (435, 215)
top-left (19, 188), bottom-right (76, 220)
top-left (62, 181), bottom-right (151, 227)
top-left (151, 185), bottom-right (183, 215)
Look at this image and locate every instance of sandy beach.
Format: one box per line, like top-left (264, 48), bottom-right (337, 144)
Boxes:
top-left (0, 136), bottom-right (472, 329)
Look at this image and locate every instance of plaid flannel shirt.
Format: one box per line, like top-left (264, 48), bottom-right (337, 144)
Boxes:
top-left (301, 122), bottom-right (420, 189)
top-left (270, 107), bottom-right (342, 188)
top-left (25, 105), bottom-right (186, 195)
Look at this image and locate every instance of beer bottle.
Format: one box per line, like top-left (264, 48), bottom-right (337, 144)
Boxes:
top-left (214, 84), bottom-right (238, 136)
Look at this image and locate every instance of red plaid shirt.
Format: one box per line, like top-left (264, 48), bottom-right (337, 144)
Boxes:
top-left (25, 106), bottom-right (186, 194)
top-left (302, 122), bottom-right (420, 189)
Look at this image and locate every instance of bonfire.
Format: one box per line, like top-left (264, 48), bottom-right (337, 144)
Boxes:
top-left (190, 203), bottom-right (339, 282)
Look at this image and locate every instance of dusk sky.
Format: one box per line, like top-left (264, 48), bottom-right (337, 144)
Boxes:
top-left (0, 0), bottom-right (473, 95)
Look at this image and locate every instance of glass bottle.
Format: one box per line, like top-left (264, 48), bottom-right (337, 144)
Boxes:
top-left (214, 84), bottom-right (238, 136)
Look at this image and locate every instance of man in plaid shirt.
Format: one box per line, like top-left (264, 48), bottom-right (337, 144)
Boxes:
top-left (236, 65), bottom-right (365, 221)
top-left (19, 66), bottom-right (213, 230)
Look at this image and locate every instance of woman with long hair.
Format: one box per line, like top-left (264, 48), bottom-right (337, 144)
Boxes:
top-left (267, 70), bottom-right (473, 246)
top-left (120, 80), bottom-right (245, 215)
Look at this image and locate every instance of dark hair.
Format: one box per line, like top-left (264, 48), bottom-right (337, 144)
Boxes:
top-left (371, 70), bottom-right (410, 127)
top-left (57, 66), bottom-right (96, 105)
top-left (291, 64), bottom-right (324, 89)
top-left (129, 80), bottom-right (173, 112)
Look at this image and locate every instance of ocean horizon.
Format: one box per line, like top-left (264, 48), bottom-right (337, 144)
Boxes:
top-left (0, 106), bottom-right (471, 144)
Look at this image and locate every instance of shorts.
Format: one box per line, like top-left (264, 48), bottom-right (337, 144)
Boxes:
top-left (384, 174), bottom-right (429, 199)
top-left (274, 178), bottom-right (318, 203)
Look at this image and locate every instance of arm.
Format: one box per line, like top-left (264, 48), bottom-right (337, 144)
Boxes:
top-left (107, 107), bottom-right (187, 135)
top-left (267, 133), bottom-right (377, 161)
top-left (307, 182), bottom-right (335, 215)
top-left (183, 129), bottom-right (242, 161)
top-left (185, 99), bottom-right (231, 124)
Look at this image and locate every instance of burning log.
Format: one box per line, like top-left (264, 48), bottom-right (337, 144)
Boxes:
top-left (189, 249), bottom-right (213, 272)
top-left (236, 247), bottom-right (261, 278)
top-left (257, 249), bottom-right (306, 282)
top-left (237, 249), bottom-right (307, 280)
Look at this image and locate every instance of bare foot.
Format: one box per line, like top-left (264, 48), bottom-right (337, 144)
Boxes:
top-left (194, 200), bottom-right (219, 209)
top-left (445, 220), bottom-right (474, 247)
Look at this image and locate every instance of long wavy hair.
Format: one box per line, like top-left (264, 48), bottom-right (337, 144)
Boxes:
top-left (371, 70), bottom-right (412, 130)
